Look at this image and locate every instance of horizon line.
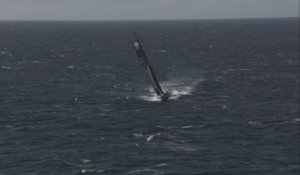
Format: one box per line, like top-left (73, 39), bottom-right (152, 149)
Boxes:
top-left (0, 16), bottom-right (298, 22)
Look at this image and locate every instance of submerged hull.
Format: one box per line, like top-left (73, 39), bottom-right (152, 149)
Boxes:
top-left (160, 92), bottom-right (170, 101)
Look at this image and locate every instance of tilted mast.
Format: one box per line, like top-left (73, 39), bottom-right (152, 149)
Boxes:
top-left (132, 33), bottom-right (169, 100)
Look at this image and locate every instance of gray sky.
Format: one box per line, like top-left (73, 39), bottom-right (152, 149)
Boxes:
top-left (0, 0), bottom-right (299, 20)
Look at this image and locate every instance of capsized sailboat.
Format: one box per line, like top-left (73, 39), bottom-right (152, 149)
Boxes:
top-left (133, 33), bottom-right (170, 101)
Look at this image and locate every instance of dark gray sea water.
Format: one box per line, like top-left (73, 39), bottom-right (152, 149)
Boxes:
top-left (0, 18), bottom-right (299, 175)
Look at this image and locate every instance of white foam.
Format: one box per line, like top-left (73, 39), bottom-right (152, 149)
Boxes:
top-left (133, 133), bottom-right (143, 137)
top-left (181, 125), bottom-right (194, 129)
top-left (81, 159), bottom-right (91, 164)
top-left (81, 169), bottom-right (103, 173)
top-left (146, 133), bottom-right (161, 142)
top-left (1, 66), bottom-right (11, 69)
top-left (153, 163), bottom-right (168, 167)
top-left (140, 95), bottom-right (161, 102)
top-left (146, 135), bottom-right (155, 142)
top-left (139, 77), bottom-right (203, 102)
top-left (294, 118), bottom-right (300, 122)
top-left (129, 168), bottom-right (152, 174)
top-left (67, 65), bottom-right (74, 69)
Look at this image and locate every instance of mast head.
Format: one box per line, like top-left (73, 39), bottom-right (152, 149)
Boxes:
top-left (133, 41), bottom-right (139, 48)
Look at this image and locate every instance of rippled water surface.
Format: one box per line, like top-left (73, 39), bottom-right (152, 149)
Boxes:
top-left (0, 18), bottom-right (299, 175)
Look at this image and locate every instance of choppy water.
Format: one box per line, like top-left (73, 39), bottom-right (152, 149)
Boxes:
top-left (0, 18), bottom-right (299, 175)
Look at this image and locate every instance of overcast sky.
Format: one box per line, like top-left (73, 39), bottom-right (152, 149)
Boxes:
top-left (0, 0), bottom-right (299, 20)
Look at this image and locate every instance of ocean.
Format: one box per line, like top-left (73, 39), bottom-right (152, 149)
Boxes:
top-left (0, 18), bottom-right (299, 175)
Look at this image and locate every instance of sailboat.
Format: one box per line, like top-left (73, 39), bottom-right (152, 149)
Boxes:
top-left (133, 33), bottom-right (170, 101)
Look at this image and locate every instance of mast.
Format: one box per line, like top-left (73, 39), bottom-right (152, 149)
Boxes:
top-left (133, 33), bottom-right (165, 97)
